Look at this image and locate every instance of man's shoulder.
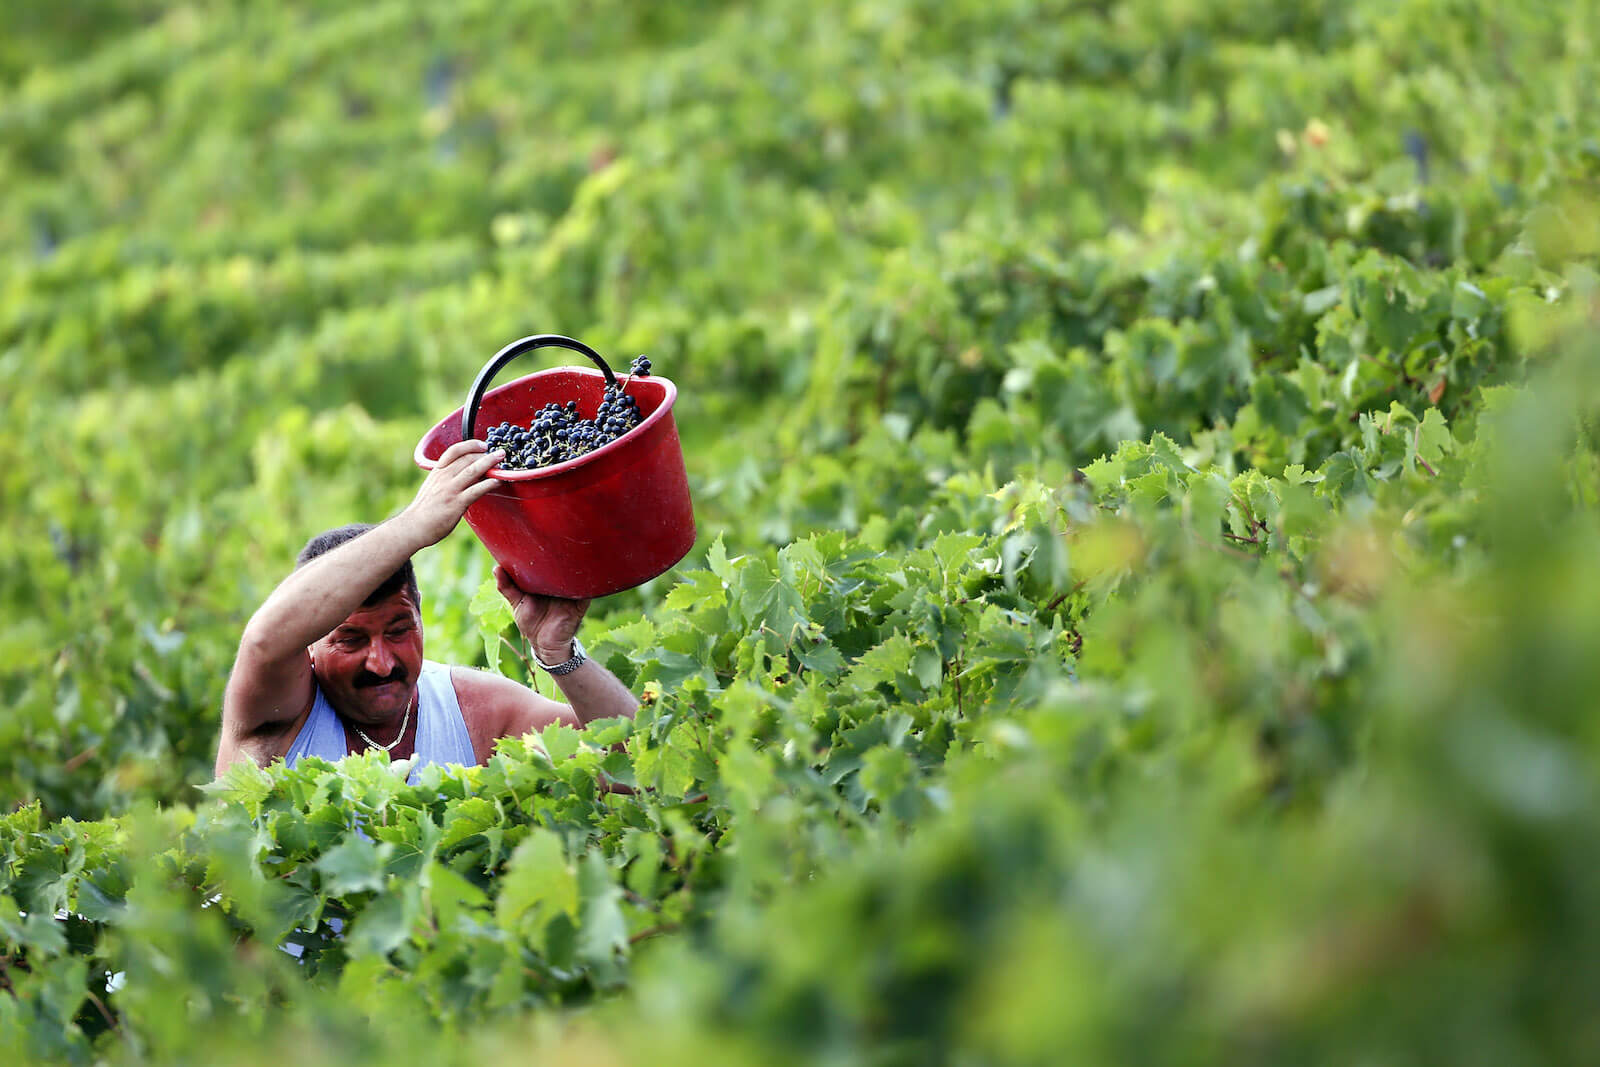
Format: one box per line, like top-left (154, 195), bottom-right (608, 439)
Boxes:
top-left (442, 662), bottom-right (514, 700)
top-left (437, 663), bottom-right (563, 763)
top-left (439, 663), bottom-right (539, 720)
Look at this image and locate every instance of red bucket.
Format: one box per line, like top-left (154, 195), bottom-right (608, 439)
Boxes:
top-left (414, 334), bottom-right (696, 599)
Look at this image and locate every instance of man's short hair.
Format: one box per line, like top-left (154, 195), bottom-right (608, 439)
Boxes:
top-left (295, 523), bottom-right (421, 609)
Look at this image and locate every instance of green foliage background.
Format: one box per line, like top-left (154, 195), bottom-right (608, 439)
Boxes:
top-left (2, 0), bottom-right (1599, 1062)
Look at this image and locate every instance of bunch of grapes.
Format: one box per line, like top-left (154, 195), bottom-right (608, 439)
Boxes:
top-left (485, 382), bottom-right (644, 471)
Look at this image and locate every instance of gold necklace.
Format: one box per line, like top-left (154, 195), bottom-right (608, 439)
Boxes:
top-left (351, 690), bottom-right (415, 752)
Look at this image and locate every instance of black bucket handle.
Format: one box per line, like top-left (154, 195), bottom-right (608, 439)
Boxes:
top-left (461, 334), bottom-right (619, 442)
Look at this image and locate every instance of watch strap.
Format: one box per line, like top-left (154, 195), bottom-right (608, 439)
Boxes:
top-left (534, 636), bottom-right (587, 676)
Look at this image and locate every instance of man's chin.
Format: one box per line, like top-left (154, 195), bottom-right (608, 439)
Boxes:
top-left (345, 682), bottom-right (411, 723)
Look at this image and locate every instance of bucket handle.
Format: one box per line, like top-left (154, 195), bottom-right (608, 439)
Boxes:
top-left (461, 334), bottom-right (619, 441)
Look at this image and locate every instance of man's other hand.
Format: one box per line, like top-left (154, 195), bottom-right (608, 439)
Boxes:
top-left (495, 564), bottom-right (591, 663)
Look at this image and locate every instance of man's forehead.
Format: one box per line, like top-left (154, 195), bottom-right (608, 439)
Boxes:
top-left (333, 592), bottom-right (420, 632)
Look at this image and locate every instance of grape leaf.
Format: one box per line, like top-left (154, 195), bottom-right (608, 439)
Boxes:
top-left (847, 633), bottom-right (917, 690)
top-left (470, 577), bottom-right (515, 674)
top-left (495, 828), bottom-right (578, 933)
top-left (346, 880), bottom-right (420, 958)
top-left (576, 851), bottom-right (629, 987)
top-left (440, 796), bottom-right (500, 851)
top-left (313, 835), bottom-right (391, 897)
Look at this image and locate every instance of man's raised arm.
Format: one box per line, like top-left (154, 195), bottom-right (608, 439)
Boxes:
top-left (217, 440), bottom-right (503, 768)
top-left (499, 563), bottom-right (640, 728)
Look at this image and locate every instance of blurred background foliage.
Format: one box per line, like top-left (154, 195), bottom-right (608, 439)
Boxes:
top-left (1, 0), bottom-right (1599, 1063)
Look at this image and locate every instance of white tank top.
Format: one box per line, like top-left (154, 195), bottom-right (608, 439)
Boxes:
top-left (283, 660), bottom-right (476, 782)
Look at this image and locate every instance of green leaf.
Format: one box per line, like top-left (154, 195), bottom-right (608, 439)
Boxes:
top-left (540, 722), bottom-right (583, 764)
top-left (636, 648), bottom-right (709, 690)
top-left (706, 534), bottom-right (735, 584)
top-left (1452, 279), bottom-right (1490, 320)
top-left (718, 741), bottom-right (771, 811)
top-left (27, 954), bottom-right (88, 1032)
top-left (1317, 451), bottom-right (1370, 501)
top-left (663, 569), bottom-right (727, 612)
top-left (314, 835), bottom-right (391, 897)
top-left (848, 632), bottom-right (917, 690)
top-left (439, 796), bottom-right (500, 851)
top-left (1302, 284), bottom-right (1342, 315)
top-left (1417, 408), bottom-right (1455, 464)
top-left (970, 604), bottom-right (1037, 663)
top-left (600, 749), bottom-right (638, 789)
top-left (779, 538), bottom-right (829, 585)
top-left (1252, 374), bottom-right (1310, 434)
top-left (728, 557), bottom-right (808, 633)
top-left (1356, 269), bottom-right (1427, 352)
top-left (624, 832), bottom-right (662, 899)
top-left (860, 745), bottom-right (915, 805)
top-left (495, 828), bottom-right (578, 933)
top-left (200, 758), bottom-right (275, 814)
top-left (576, 851), bottom-right (628, 987)
top-left (346, 881), bottom-right (420, 958)
top-left (1184, 471), bottom-right (1232, 542)
top-left (584, 716), bottom-right (635, 747)
top-left (930, 532), bottom-right (986, 575)
top-left (12, 835), bottom-right (85, 916)
top-left (795, 631), bottom-right (848, 676)
top-left (635, 724), bottom-right (699, 799)
top-left (599, 617), bottom-right (659, 660)
top-left (1148, 433), bottom-right (1189, 474)
top-left (470, 577), bottom-right (515, 674)
top-left (0, 895), bottom-right (66, 956)
top-left (1081, 452), bottom-right (1125, 494)
top-left (1282, 464), bottom-right (1318, 486)
top-left (426, 863), bottom-right (489, 933)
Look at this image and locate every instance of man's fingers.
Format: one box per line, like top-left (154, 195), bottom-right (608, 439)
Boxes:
top-left (462, 477), bottom-right (501, 505)
top-left (441, 447), bottom-right (505, 486)
top-left (448, 445), bottom-right (503, 473)
top-left (437, 439), bottom-right (489, 465)
top-left (494, 564), bottom-right (523, 600)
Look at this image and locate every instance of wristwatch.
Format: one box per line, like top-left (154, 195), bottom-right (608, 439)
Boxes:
top-left (534, 636), bottom-right (587, 676)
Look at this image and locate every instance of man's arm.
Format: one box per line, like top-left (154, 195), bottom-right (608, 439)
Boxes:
top-left (537, 652), bottom-right (640, 726)
top-left (217, 440), bottom-right (504, 771)
top-left (462, 564), bottom-right (638, 758)
top-left (455, 655), bottom-right (640, 764)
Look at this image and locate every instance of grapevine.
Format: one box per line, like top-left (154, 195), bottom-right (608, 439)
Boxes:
top-left (1, 1), bottom-right (1597, 1064)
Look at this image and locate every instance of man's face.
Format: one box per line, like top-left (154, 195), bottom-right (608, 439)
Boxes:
top-left (309, 590), bottom-right (424, 727)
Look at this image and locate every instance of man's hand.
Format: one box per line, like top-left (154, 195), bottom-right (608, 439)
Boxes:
top-left (482, 566), bottom-right (636, 735)
top-left (402, 440), bottom-right (506, 548)
top-left (495, 565), bottom-right (591, 663)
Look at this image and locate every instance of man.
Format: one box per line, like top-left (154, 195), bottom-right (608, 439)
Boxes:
top-left (215, 440), bottom-right (638, 779)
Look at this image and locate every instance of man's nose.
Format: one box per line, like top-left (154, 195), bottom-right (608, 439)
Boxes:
top-left (365, 640), bottom-right (396, 676)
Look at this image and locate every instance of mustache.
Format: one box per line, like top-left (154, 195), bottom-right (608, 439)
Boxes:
top-left (353, 665), bottom-right (408, 688)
